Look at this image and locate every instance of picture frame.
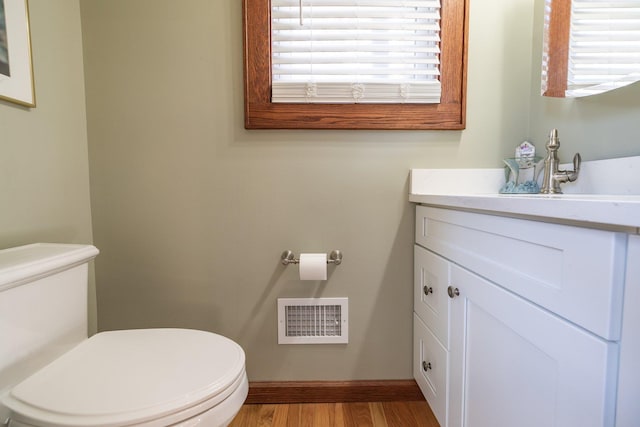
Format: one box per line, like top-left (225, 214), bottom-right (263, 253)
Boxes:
top-left (0, 0), bottom-right (35, 107)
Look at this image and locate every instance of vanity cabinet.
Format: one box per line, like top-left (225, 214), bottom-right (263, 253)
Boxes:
top-left (413, 205), bottom-right (629, 427)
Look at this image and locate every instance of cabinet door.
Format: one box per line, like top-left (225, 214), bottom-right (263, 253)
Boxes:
top-left (414, 245), bottom-right (450, 347)
top-left (616, 234), bottom-right (640, 426)
top-left (449, 265), bottom-right (617, 427)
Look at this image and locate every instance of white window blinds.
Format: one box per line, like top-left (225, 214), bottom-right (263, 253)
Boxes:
top-left (566, 0), bottom-right (640, 97)
top-left (271, 0), bottom-right (441, 104)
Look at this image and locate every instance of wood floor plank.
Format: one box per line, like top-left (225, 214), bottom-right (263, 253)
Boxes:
top-left (299, 402), bottom-right (316, 427)
top-left (257, 404), bottom-right (277, 427)
top-left (230, 401), bottom-right (439, 427)
top-left (381, 401), bottom-right (421, 427)
top-left (369, 402), bottom-right (388, 427)
top-left (407, 400), bottom-right (440, 427)
top-left (230, 403), bottom-right (260, 426)
top-left (343, 402), bottom-right (374, 427)
top-left (285, 403), bottom-right (302, 427)
top-left (311, 403), bottom-right (333, 426)
top-left (334, 403), bottom-right (346, 427)
top-left (270, 404), bottom-right (289, 427)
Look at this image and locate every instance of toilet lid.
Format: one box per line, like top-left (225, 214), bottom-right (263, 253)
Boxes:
top-left (5, 329), bottom-right (246, 427)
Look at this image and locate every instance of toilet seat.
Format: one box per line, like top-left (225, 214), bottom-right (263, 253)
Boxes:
top-left (3, 329), bottom-right (247, 427)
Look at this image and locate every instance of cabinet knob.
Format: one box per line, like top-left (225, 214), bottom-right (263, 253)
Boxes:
top-left (447, 286), bottom-right (460, 299)
top-left (423, 285), bottom-right (433, 296)
top-left (422, 361), bottom-right (432, 372)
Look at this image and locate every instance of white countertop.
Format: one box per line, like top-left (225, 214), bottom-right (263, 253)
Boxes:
top-left (409, 156), bottom-right (640, 231)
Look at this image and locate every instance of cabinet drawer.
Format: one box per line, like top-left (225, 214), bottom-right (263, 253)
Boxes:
top-left (414, 245), bottom-right (450, 347)
top-left (414, 313), bottom-right (448, 427)
top-left (415, 205), bottom-right (626, 340)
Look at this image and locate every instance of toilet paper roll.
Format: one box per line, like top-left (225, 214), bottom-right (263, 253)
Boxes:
top-left (299, 253), bottom-right (327, 280)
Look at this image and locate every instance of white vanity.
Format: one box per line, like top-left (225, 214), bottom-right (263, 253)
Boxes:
top-left (409, 158), bottom-right (640, 427)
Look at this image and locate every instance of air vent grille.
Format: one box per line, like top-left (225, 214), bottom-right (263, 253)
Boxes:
top-left (277, 298), bottom-right (348, 344)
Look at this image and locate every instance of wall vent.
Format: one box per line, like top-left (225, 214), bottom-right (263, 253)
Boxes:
top-left (277, 298), bottom-right (348, 344)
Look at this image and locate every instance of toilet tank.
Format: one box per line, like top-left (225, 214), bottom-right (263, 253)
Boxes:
top-left (0, 243), bottom-right (99, 394)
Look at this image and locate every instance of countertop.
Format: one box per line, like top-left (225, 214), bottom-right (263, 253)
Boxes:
top-left (409, 156), bottom-right (640, 231)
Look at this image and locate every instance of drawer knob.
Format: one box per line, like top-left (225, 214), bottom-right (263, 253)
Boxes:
top-left (447, 286), bottom-right (460, 299)
top-left (423, 285), bottom-right (433, 296)
top-left (422, 361), bottom-right (432, 372)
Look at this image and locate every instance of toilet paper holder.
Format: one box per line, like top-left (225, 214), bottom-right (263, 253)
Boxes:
top-left (281, 250), bottom-right (343, 266)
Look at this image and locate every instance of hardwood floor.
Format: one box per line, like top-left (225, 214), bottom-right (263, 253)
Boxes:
top-left (229, 401), bottom-right (440, 427)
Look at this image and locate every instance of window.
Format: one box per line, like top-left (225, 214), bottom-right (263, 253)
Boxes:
top-left (271, 0), bottom-right (442, 104)
top-left (243, 0), bottom-right (469, 130)
top-left (542, 0), bottom-right (640, 97)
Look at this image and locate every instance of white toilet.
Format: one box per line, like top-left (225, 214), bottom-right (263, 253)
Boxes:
top-left (0, 243), bottom-right (248, 427)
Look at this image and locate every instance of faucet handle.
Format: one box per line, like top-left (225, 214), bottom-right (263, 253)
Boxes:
top-left (567, 152), bottom-right (581, 182)
top-left (573, 153), bottom-right (581, 172)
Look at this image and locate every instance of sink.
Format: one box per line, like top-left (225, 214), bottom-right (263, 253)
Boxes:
top-left (409, 156), bottom-right (640, 229)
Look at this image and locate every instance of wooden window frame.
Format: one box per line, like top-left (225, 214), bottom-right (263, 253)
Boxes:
top-left (242, 0), bottom-right (469, 130)
top-left (542, 0), bottom-right (571, 97)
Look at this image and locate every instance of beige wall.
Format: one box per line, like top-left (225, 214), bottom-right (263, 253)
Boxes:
top-left (528, 0), bottom-right (640, 160)
top-left (81, 0), bottom-right (534, 381)
top-left (0, 1), bottom-right (95, 331)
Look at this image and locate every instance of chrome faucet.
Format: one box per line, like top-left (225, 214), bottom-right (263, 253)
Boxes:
top-left (540, 129), bottom-right (581, 194)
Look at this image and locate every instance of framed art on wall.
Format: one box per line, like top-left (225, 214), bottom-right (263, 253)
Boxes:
top-left (0, 0), bottom-right (35, 107)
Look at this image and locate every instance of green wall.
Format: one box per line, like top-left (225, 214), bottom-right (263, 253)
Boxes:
top-left (80, 0), bottom-right (534, 381)
top-left (4, 0), bottom-right (637, 383)
top-left (0, 0), bottom-right (96, 331)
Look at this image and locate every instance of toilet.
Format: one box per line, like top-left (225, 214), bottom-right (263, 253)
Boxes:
top-left (0, 243), bottom-right (248, 427)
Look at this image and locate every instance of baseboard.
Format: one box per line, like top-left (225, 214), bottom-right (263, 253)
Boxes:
top-left (245, 380), bottom-right (425, 404)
